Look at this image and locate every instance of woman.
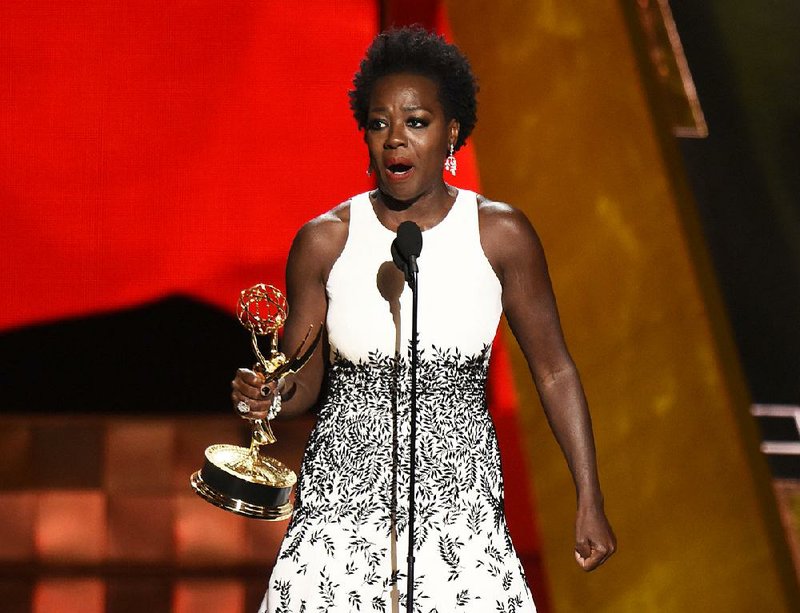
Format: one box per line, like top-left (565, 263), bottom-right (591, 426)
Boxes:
top-left (233, 27), bottom-right (615, 612)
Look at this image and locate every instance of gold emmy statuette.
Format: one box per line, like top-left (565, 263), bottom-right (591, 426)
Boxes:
top-left (190, 283), bottom-right (322, 520)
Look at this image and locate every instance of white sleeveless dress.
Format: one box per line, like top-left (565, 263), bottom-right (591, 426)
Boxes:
top-left (262, 189), bottom-right (536, 613)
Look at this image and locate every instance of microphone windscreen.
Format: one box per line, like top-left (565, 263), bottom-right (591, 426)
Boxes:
top-left (390, 239), bottom-right (406, 272)
top-left (396, 221), bottom-right (423, 259)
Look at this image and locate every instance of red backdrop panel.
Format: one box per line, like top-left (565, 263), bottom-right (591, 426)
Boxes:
top-left (1, 0), bottom-right (376, 329)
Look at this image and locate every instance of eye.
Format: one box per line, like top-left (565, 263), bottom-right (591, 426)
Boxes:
top-left (407, 116), bottom-right (429, 128)
top-left (367, 118), bottom-right (387, 131)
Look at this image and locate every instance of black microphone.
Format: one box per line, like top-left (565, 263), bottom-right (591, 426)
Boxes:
top-left (392, 219), bottom-right (423, 612)
top-left (392, 221), bottom-right (422, 286)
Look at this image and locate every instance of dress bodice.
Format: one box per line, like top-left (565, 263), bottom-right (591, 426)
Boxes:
top-left (325, 189), bottom-right (503, 363)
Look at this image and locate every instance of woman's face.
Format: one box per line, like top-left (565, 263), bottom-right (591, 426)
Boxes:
top-left (365, 72), bottom-right (458, 203)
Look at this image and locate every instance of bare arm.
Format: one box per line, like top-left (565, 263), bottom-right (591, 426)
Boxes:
top-left (480, 200), bottom-right (616, 571)
top-left (231, 205), bottom-right (349, 418)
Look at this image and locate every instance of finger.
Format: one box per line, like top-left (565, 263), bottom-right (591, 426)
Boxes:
top-left (584, 550), bottom-right (608, 571)
top-left (236, 368), bottom-right (265, 387)
top-left (231, 390), bottom-right (271, 420)
top-left (574, 538), bottom-right (592, 560)
top-left (231, 389), bottom-right (271, 410)
top-left (232, 373), bottom-right (265, 400)
top-left (233, 404), bottom-right (269, 422)
top-left (577, 545), bottom-right (610, 572)
top-left (574, 537), bottom-right (594, 571)
top-left (260, 379), bottom-right (281, 398)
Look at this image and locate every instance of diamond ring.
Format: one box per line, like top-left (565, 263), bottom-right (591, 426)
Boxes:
top-left (236, 400), bottom-right (250, 415)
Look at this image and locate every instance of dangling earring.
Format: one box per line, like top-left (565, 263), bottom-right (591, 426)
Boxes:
top-left (366, 163), bottom-right (373, 176)
top-left (444, 144), bottom-right (457, 176)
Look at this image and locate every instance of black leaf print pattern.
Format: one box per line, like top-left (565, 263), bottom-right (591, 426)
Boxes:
top-left (348, 590), bottom-right (362, 610)
top-left (274, 581), bottom-right (291, 613)
top-left (265, 347), bottom-right (534, 611)
top-left (347, 533), bottom-right (371, 556)
top-left (485, 544), bottom-right (504, 564)
top-left (363, 569), bottom-right (379, 586)
top-left (309, 530), bottom-right (335, 557)
top-left (317, 568), bottom-right (338, 613)
top-left (438, 534), bottom-right (464, 581)
top-left (442, 509), bottom-right (458, 526)
top-left (282, 521), bottom-right (309, 564)
top-left (494, 595), bottom-right (524, 613)
top-left (466, 502), bottom-right (485, 538)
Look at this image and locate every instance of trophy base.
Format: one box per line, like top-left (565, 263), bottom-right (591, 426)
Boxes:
top-left (190, 470), bottom-right (293, 520)
top-left (190, 443), bottom-right (297, 521)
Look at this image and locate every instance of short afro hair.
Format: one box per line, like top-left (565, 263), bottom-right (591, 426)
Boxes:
top-left (349, 26), bottom-right (478, 152)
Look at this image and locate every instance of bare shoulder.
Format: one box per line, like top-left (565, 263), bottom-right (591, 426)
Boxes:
top-left (288, 199), bottom-right (351, 282)
top-left (292, 200), bottom-right (350, 253)
top-left (477, 196), bottom-right (543, 258)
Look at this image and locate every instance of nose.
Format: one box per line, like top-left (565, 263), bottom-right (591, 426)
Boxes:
top-left (383, 121), bottom-right (406, 149)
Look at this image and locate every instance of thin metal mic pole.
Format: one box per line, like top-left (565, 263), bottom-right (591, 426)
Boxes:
top-left (393, 221), bottom-right (421, 613)
top-left (406, 264), bottom-right (418, 613)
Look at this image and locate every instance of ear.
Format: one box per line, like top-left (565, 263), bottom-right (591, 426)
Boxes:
top-left (448, 119), bottom-right (460, 149)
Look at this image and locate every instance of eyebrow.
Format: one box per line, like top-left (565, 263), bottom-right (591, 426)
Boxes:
top-left (368, 105), bottom-right (432, 113)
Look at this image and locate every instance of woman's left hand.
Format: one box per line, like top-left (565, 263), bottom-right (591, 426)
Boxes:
top-left (574, 504), bottom-right (616, 571)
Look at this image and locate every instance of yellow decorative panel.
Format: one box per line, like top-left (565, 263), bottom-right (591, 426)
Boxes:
top-left (447, 1), bottom-right (798, 611)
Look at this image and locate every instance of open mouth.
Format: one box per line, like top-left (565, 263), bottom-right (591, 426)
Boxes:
top-left (388, 163), bottom-right (413, 175)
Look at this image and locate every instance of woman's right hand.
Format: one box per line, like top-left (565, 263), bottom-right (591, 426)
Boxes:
top-left (231, 368), bottom-right (278, 421)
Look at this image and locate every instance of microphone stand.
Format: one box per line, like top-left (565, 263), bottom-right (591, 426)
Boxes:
top-left (392, 221), bottom-right (422, 613)
top-left (406, 257), bottom-right (418, 613)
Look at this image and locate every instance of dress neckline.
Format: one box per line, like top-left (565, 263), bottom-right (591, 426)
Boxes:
top-left (366, 187), bottom-right (465, 237)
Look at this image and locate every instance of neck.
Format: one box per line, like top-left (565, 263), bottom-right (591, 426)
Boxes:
top-left (373, 183), bottom-right (456, 232)
top-left (373, 182), bottom-right (455, 223)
